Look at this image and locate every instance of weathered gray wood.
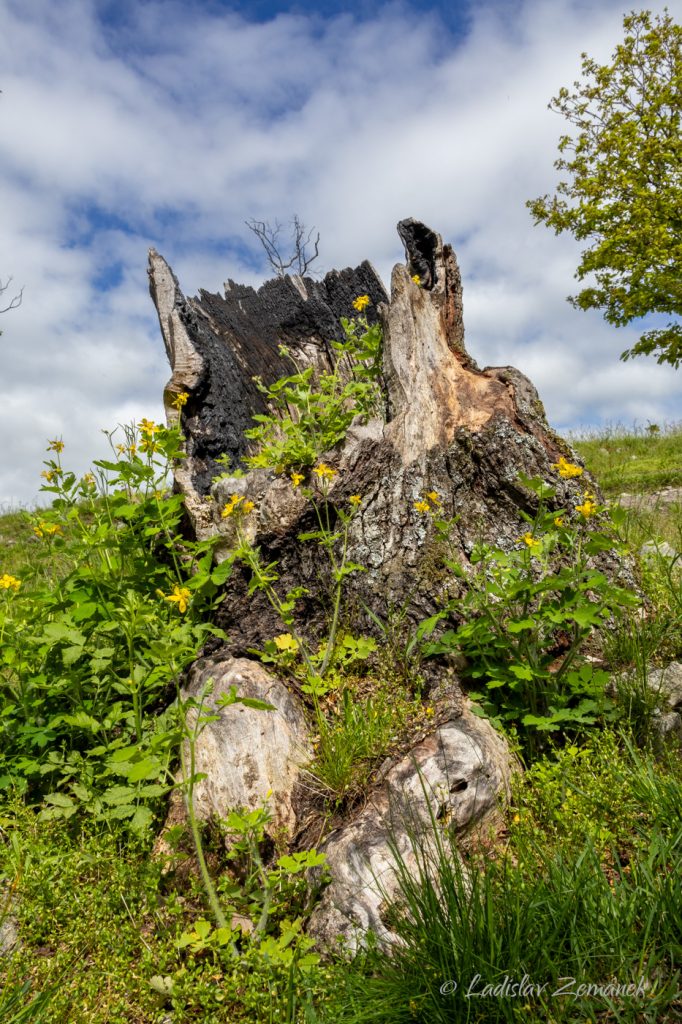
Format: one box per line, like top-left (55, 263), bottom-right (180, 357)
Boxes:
top-left (307, 705), bottom-right (511, 952)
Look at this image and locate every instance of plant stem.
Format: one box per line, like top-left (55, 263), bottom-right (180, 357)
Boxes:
top-left (179, 694), bottom-right (234, 948)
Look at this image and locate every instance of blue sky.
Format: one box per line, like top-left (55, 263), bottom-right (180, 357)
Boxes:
top-left (1, 0), bottom-right (679, 506)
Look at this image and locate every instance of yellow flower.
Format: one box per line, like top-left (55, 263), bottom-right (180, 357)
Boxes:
top-left (171, 391), bottom-right (189, 409)
top-left (313, 463), bottom-right (337, 481)
top-left (426, 490), bottom-right (441, 506)
top-left (221, 494), bottom-right (244, 517)
top-left (47, 439), bottom-right (64, 453)
top-left (161, 585), bottom-right (191, 613)
top-left (241, 500), bottom-right (255, 514)
top-left (425, 707), bottom-right (435, 717)
top-left (116, 444), bottom-right (126, 454)
top-left (139, 418), bottom-right (159, 436)
top-left (414, 500), bottom-right (431, 514)
top-left (41, 470), bottom-right (55, 483)
top-left (352, 295), bottom-right (370, 312)
top-left (554, 516), bottom-right (564, 527)
top-left (513, 813), bottom-right (520, 824)
top-left (33, 522), bottom-right (62, 539)
top-left (81, 473), bottom-right (95, 488)
top-left (522, 532), bottom-right (541, 551)
top-left (551, 456), bottom-right (583, 479)
top-left (291, 472), bottom-right (305, 488)
top-left (576, 498), bottom-right (598, 519)
top-left (0, 574), bottom-right (21, 592)
top-left (349, 494), bottom-right (362, 507)
top-left (128, 444), bottom-right (137, 456)
top-left (411, 274), bottom-right (421, 285)
top-left (273, 633), bottom-right (299, 652)
top-left (139, 438), bottom-right (158, 454)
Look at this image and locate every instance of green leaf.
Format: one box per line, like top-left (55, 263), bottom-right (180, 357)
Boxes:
top-left (130, 806), bottom-right (154, 832)
top-left (194, 919), bottom-right (212, 941)
top-left (59, 712), bottom-right (101, 732)
top-left (211, 560), bottom-right (233, 585)
top-left (61, 644), bottom-right (85, 666)
top-left (507, 619), bottom-right (535, 633)
top-left (126, 758), bottom-right (160, 783)
top-left (238, 697), bottom-right (276, 711)
top-left (108, 744), bottom-right (144, 764)
top-left (521, 713), bottom-right (561, 731)
top-left (101, 785), bottom-right (138, 805)
top-left (509, 664), bottom-right (534, 680)
top-left (569, 605), bottom-right (603, 628)
top-left (71, 601), bottom-right (98, 622)
top-left (149, 975), bottom-right (174, 997)
top-left (104, 805), bottom-right (137, 820)
top-left (44, 792), bottom-right (75, 808)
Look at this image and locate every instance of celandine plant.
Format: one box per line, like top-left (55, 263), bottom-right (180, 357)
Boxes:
top-left (219, 463), bottom-right (369, 697)
top-left (420, 466), bottom-right (638, 757)
top-left (245, 297), bottom-right (383, 472)
top-left (0, 417), bottom-right (227, 831)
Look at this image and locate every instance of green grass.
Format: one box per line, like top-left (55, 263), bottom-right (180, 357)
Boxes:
top-left (0, 808), bottom-right (334, 1023)
top-left (308, 678), bottom-right (423, 803)
top-left (2, 422), bottom-right (682, 1023)
top-left (327, 731), bottom-right (682, 1023)
top-left (571, 422), bottom-right (682, 674)
top-left (4, 728), bottom-right (681, 1024)
top-left (0, 508), bottom-right (37, 578)
top-left (571, 421), bottom-right (682, 496)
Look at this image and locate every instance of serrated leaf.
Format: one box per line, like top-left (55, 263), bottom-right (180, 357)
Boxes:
top-left (570, 605), bottom-right (603, 628)
top-left (101, 785), bottom-right (137, 805)
top-left (44, 792), bottom-right (75, 808)
top-left (507, 619), bottom-right (535, 633)
top-left (71, 602), bottom-right (98, 623)
top-left (149, 975), bottom-right (174, 997)
top-left (105, 804), bottom-right (137, 820)
top-left (509, 664), bottom-right (534, 680)
top-left (127, 758), bottom-right (159, 782)
top-left (211, 560), bottom-right (233, 585)
top-left (109, 744), bottom-right (143, 764)
top-left (130, 806), bottom-right (154, 832)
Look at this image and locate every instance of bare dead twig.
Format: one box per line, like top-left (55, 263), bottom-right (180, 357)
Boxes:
top-left (245, 215), bottom-right (320, 278)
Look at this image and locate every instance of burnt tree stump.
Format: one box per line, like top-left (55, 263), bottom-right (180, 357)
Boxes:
top-left (148, 219), bottom-right (614, 655)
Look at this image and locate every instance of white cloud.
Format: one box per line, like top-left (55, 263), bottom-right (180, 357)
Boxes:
top-left (0, 0), bottom-right (678, 506)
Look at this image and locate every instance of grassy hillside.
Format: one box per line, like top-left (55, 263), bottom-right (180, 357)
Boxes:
top-left (1, 423), bottom-right (681, 1023)
top-left (572, 421), bottom-right (682, 496)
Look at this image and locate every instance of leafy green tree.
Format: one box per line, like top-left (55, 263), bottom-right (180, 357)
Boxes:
top-left (528, 9), bottom-right (682, 367)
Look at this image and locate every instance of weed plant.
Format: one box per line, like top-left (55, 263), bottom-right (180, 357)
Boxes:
top-left (0, 806), bottom-right (334, 1023)
top-left (419, 471), bottom-right (637, 757)
top-left (329, 731), bottom-right (682, 1023)
top-left (0, 423), bottom-right (229, 832)
top-left (245, 305), bottom-right (382, 472)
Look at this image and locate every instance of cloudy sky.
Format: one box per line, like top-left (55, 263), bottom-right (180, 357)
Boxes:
top-left (1, 0), bottom-right (679, 507)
